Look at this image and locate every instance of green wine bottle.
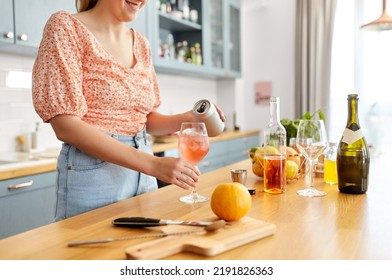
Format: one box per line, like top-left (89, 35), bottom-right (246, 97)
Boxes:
top-left (337, 94), bottom-right (370, 194)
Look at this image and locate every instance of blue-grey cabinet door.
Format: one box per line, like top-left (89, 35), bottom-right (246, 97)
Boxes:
top-left (202, 0), bottom-right (224, 75)
top-left (227, 135), bottom-right (260, 163)
top-left (202, 0), bottom-right (241, 78)
top-left (13, 0), bottom-right (76, 48)
top-left (0, 1), bottom-right (14, 45)
top-left (0, 172), bottom-right (57, 239)
top-left (225, 0), bottom-right (241, 76)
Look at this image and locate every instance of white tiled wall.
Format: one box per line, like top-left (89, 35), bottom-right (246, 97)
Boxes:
top-left (0, 53), bottom-right (60, 153)
top-left (0, 52), bottom-right (218, 154)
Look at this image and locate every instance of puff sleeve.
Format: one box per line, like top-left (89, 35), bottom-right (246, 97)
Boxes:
top-left (32, 12), bottom-right (87, 122)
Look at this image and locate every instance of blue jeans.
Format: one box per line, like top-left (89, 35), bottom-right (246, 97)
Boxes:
top-left (54, 130), bottom-right (158, 221)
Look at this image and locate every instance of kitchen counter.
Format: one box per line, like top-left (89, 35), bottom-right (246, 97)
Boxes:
top-left (0, 151), bottom-right (58, 181)
top-left (0, 130), bottom-right (260, 180)
top-left (0, 154), bottom-right (390, 260)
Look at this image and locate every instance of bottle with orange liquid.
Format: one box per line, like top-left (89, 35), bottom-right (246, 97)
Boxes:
top-left (263, 97), bottom-right (287, 194)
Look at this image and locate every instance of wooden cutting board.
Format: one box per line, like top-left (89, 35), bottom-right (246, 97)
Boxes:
top-left (124, 217), bottom-right (276, 259)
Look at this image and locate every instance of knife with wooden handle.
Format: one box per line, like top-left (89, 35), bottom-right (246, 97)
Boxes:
top-left (112, 217), bottom-right (213, 228)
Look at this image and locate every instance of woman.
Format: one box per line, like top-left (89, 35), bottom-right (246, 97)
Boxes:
top-left (32, 0), bottom-right (225, 220)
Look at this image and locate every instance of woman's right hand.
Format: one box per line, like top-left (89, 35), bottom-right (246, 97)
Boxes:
top-left (153, 157), bottom-right (201, 190)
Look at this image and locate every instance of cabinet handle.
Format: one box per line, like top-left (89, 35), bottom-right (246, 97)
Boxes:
top-left (3, 32), bottom-right (14, 39)
top-left (18, 34), bottom-right (28, 41)
top-left (8, 180), bottom-right (34, 190)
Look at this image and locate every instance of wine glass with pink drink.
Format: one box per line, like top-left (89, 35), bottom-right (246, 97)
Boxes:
top-left (178, 122), bottom-right (210, 203)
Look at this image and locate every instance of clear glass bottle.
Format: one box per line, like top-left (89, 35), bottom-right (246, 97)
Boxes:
top-left (324, 142), bottom-right (338, 184)
top-left (182, 0), bottom-right (190, 20)
top-left (263, 97), bottom-right (287, 194)
top-left (337, 94), bottom-right (370, 194)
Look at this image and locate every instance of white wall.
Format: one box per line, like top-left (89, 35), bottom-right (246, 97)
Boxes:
top-left (0, 0), bottom-right (296, 153)
top-left (156, 74), bottom-right (217, 115)
top-left (231, 0), bottom-right (296, 134)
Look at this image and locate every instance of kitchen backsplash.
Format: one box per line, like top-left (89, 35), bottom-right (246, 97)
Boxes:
top-left (0, 52), bottom-right (58, 153)
top-left (0, 52), bottom-right (217, 154)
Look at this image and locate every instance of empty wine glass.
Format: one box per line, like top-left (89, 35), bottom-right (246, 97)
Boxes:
top-left (178, 122), bottom-right (210, 203)
top-left (296, 120), bottom-right (328, 197)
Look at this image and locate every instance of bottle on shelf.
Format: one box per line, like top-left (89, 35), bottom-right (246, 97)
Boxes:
top-left (159, 0), bottom-right (166, 12)
top-left (263, 97), bottom-right (287, 194)
top-left (176, 41), bottom-right (185, 62)
top-left (194, 43), bottom-right (202, 65)
top-left (165, 0), bottom-right (172, 13)
top-left (170, 0), bottom-right (177, 11)
top-left (189, 46), bottom-right (196, 64)
top-left (182, 0), bottom-right (190, 20)
top-left (177, 0), bottom-right (184, 11)
top-left (166, 33), bottom-right (175, 60)
top-left (336, 94), bottom-right (370, 194)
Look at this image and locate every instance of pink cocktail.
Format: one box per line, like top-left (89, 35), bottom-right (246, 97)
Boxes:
top-left (178, 122), bottom-right (210, 203)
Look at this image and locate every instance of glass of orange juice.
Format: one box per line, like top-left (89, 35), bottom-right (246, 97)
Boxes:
top-left (324, 142), bottom-right (338, 184)
top-left (178, 122), bottom-right (210, 203)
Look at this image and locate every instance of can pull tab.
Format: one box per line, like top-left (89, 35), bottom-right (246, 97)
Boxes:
top-left (197, 102), bottom-right (207, 113)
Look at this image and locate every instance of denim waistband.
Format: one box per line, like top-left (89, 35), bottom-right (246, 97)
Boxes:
top-left (107, 129), bottom-right (148, 145)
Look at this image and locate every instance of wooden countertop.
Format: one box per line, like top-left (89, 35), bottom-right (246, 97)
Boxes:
top-left (0, 130), bottom-right (259, 180)
top-left (0, 153), bottom-right (390, 260)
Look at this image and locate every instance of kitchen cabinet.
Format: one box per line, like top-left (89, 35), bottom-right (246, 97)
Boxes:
top-left (226, 135), bottom-right (259, 163)
top-left (198, 140), bottom-right (229, 173)
top-left (203, 0), bottom-right (241, 77)
top-left (1, 0), bottom-right (241, 79)
top-left (0, 0), bottom-right (76, 53)
top-left (0, 171), bottom-right (56, 239)
top-left (0, 1), bottom-right (14, 45)
top-left (148, 0), bottom-right (242, 78)
top-left (0, 0), bottom-right (147, 53)
top-left (199, 134), bottom-right (259, 173)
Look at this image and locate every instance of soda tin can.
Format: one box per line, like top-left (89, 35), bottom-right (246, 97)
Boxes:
top-left (193, 99), bottom-right (224, 137)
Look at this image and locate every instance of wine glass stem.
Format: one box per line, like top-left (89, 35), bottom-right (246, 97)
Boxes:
top-left (309, 159), bottom-right (314, 189)
top-left (191, 188), bottom-right (197, 198)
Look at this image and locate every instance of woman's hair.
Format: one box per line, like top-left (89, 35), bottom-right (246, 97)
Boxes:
top-left (76, 0), bottom-right (98, 12)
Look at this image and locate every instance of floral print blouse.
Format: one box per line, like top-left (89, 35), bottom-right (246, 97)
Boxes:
top-left (32, 11), bottom-right (161, 135)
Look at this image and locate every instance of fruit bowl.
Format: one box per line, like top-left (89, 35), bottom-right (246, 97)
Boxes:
top-left (248, 146), bottom-right (308, 182)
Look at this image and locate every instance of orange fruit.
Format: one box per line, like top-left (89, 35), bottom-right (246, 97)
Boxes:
top-left (210, 182), bottom-right (252, 221)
